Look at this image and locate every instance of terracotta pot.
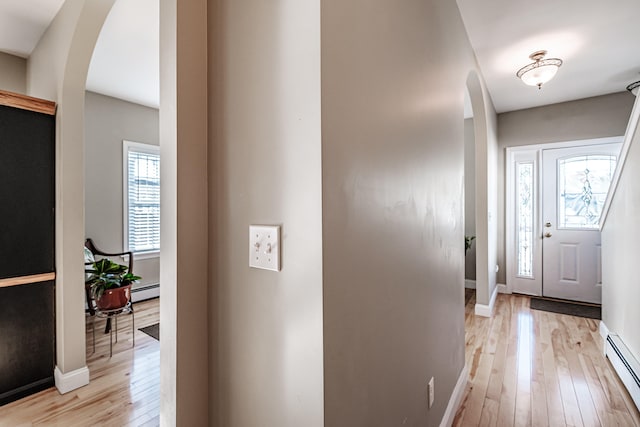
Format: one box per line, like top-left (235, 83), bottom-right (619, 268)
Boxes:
top-left (96, 284), bottom-right (132, 310)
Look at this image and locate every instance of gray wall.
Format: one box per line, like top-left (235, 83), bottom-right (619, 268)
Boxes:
top-left (496, 92), bottom-right (635, 284)
top-left (207, 0), bottom-right (494, 425)
top-left (465, 118), bottom-right (476, 280)
top-left (602, 97), bottom-right (640, 360)
top-left (209, 1), bottom-right (324, 425)
top-left (0, 52), bottom-right (26, 94)
top-left (84, 91), bottom-right (159, 288)
top-left (322, 0), bottom-right (481, 424)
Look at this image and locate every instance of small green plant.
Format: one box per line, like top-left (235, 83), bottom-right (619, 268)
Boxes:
top-left (86, 258), bottom-right (141, 300)
top-left (465, 235), bottom-right (476, 255)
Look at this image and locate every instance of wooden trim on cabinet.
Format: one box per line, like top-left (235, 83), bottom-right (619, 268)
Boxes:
top-left (0, 272), bottom-right (56, 288)
top-left (0, 89), bottom-right (56, 115)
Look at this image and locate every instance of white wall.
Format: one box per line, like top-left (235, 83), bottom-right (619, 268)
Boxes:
top-left (496, 92), bottom-right (634, 285)
top-left (465, 118), bottom-right (476, 280)
top-left (27, 0), bottom-right (116, 386)
top-left (602, 95), bottom-right (640, 362)
top-left (208, 1), bottom-right (324, 425)
top-left (84, 91), bottom-right (159, 289)
top-left (160, 0), bottom-right (209, 424)
top-left (0, 52), bottom-right (26, 94)
top-left (468, 71), bottom-right (499, 308)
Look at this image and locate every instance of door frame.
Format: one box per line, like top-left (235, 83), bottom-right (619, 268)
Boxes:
top-left (505, 136), bottom-right (623, 296)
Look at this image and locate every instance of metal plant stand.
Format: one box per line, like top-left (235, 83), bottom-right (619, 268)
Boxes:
top-left (91, 302), bottom-right (135, 357)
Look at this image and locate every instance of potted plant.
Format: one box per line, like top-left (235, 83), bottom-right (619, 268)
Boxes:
top-left (86, 258), bottom-right (141, 310)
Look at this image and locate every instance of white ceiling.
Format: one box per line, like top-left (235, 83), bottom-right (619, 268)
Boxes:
top-left (0, 0), bottom-right (159, 109)
top-left (1, 0), bottom-right (639, 113)
top-left (0, 0), bottom-right (65, 58)
top-left (457, 0), bottom-right (640, 113)
top-left (86, 0), bottom-right (159, 108)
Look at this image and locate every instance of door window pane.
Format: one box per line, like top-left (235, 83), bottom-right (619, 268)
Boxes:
top-left (517, 162), bottom-right (533, 278)
top-left (558, 155), bottom-right (616, 229)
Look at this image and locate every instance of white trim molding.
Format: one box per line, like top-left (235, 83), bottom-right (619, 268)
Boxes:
top-left (475, 285), bottom-right (498, 317)
top-left (599, 320), bottom-right (610, 341)
top-left (54, 365), bottom-right (90, 394)
top-left (601, 94), bottom-right (640, 226)
top-left (464, 279), bottom-right (476, 289)
top-left (439, 364), bottom-right (469, 427)
top-left (599, 321), bottom-right (610, 356)
top-left (497, 283), bottom-right (509, 294)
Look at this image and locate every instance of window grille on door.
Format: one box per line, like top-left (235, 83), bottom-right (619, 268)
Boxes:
top-left (517, 162), bottom-right (534, 278)
top-left (557, 155), bottom-right (616, 229)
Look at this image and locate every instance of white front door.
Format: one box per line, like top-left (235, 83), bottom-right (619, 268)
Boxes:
top-left (541, 144), bottom-right (620, 303)
top-left (506, 139), bottom-right (622, 303)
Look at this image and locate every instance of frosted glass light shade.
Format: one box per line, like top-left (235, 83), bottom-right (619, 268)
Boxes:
top-left (516, 51), bottom-right (563, 88)
top-left (519, 63), bottom-right (560, 87)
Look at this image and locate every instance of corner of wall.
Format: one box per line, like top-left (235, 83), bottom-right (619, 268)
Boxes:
top-left (54, 365), bottom-right (90, 394)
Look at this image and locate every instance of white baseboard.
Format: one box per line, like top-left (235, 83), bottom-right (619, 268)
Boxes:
top-left (600, 320), bottom-right (610, 340)
top-left (464, 279), bottom-right (476, 289)
top-left (439, 364), bottom-right (469, 427)
top-left (54, 365), bottom-right (90, 394)
top-left (497, 283), bottom-right (509, 294)
top-left (599, 321), bottom-right (610, 356)
top-left (475, 284), bottom-right (499, 317)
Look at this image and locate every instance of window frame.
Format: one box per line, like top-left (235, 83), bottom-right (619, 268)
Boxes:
top-left (123, 140), bottom-right (161, 259)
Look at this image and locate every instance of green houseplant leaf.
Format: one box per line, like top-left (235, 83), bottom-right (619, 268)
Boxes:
top-left (86, 258), bottom-right (141, 301)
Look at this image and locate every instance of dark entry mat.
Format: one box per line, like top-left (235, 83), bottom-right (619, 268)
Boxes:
top-left (139, 323), bottom-right (160, 341)
top-left (529, 297), bottom-right (601, 320)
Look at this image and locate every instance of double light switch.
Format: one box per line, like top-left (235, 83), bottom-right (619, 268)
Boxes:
top-left (249, 225), bottom-right (281, 271)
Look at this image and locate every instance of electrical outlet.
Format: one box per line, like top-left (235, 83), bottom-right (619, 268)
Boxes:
top-left (428, 377), bottom-right (435, 408)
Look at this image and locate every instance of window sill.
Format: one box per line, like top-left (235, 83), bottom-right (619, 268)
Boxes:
top-left (121, 250), bottom-right (160, 261)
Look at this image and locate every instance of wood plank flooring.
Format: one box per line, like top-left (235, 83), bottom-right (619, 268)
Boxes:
top-left (0, 298), bottom-right (160, 427)
top-left (3, 292), bottom-right (637, 426)
top-left (454, 291), bottom-right (640, 426)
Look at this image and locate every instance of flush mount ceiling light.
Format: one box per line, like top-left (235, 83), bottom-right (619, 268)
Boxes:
top-left (516, 50), bottom-right (563, 89)
top-left (627, 80), bottom-right (640, 96)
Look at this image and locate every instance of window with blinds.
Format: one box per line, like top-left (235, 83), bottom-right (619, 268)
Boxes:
top-left (124, 141), bottom-right (160, 254)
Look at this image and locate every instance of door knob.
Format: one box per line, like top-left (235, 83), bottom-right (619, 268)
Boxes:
top-left (545, 222), bottom-right (552, 228)
top-left (544, 232), bottom-right (552, 238)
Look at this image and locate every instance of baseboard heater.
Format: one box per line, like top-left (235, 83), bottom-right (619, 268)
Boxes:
top-left (131, 283), bottom-right (160, 303)
top-left (606, 334), bottom-right (640, 411)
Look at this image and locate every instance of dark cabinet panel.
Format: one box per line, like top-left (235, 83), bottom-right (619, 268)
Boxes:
top-left (0, 94), bottom-right (56, 406)
top-left (0, 281), bottom-right (55, 405)
top-left (0, 105), bottom-right (55, 278)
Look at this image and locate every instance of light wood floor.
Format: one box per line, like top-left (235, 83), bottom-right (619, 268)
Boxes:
top-left (454, 291), bottom-right (640, 426)
top-left (0, 298), bottom-right (160, 427)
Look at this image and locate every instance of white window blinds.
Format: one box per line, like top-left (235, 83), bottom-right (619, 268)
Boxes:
top-left (124, 141), bottom-right (160, 253)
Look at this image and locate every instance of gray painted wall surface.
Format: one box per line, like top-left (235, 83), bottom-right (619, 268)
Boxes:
top-left (84, 91), bottom-right (159, 288)
top-left (496, 92), bottom-right (635, 284)
top-left (322, 0), bottom-right (481, 424)
top-left (465, 118), bottom-right (476, 280)
top-left (209, 1), bottom-right (324, 426)
top-left (602, 98), bottom-right (640, 365)
top-left (0, 52), bottom-right (26, 94)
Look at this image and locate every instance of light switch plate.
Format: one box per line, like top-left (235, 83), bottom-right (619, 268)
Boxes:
top-left (249, 225), bottom-right (280, 271)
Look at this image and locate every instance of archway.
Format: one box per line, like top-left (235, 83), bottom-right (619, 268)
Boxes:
top-left (27, 0), bottom-right (117, 392)
top-left (465, 70), bottom-right (497, 317)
